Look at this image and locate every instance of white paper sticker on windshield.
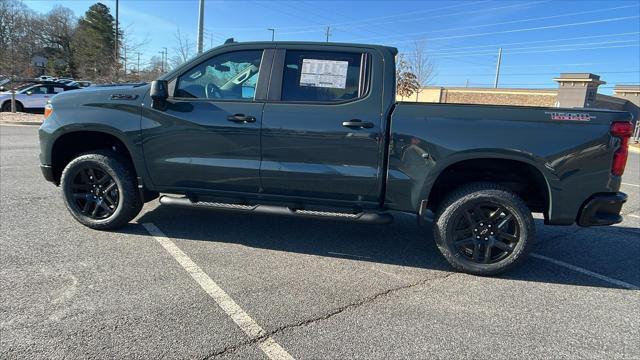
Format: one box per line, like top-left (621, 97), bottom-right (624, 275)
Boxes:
top-left (300, 59), bottom-right (348, 89)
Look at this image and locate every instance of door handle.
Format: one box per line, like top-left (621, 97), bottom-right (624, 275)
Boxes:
top-left (227, 114), bottom-right (256, 123)
top-left (342, 119), bottom-right (374, 129)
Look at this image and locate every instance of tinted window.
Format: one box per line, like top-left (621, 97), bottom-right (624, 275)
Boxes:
top-left (175, 50), bottom-right (262, 101)
top-left (281, 50), bottom-right (362, 102)
top-left (28, 85), bottom-right (50, 95)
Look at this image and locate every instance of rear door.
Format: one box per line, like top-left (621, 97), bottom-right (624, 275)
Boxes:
top-left (260, 45), bottom-right (385, 204)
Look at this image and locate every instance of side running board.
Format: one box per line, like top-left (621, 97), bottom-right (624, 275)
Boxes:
top-left (158, 195), bottom-right (393, 224)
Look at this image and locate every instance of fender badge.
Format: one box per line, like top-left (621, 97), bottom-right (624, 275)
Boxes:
top-left (545, 111), bottom-right (595, 121)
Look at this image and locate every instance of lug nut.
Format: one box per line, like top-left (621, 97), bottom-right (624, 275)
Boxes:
top-left (490, 232), bottom-right (494, 235)
top-left (480, 223), bottom-right (483, 226)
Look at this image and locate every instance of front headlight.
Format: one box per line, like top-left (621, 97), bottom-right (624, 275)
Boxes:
top-left (43, 101), bottom-right (53, 119)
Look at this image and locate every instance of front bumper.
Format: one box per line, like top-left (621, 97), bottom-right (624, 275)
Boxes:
top-left (40, 164), bottom-right (55, 183)
top-left (577, 192), bottom-right (627, 226)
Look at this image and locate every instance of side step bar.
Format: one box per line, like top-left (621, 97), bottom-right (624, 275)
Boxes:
top-left (158, 195), bottom-right (393, 224)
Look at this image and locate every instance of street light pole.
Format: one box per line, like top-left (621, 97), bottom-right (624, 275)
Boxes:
top-left (268, 28), bottom-right (275, 41)
top-left (493, 47), bottom-right (502, 88)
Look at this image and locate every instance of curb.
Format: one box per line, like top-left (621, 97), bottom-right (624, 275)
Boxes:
top-left (0, 121), bottom-right (42, 126)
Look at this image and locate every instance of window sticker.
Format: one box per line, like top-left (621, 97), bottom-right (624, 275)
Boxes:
top-left (299, 59), bottom-right (349, 89)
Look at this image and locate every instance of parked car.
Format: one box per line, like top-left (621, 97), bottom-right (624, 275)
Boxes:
top-left (37, 75), bottom-right (57, 82)
top-left (76, 80), bottom-right (92, 88)
top-left (38, 41), bottom-right (632, 275)
top-left (0, 82), bottom-right (80, 111)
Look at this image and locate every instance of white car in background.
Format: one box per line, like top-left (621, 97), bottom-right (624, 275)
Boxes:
top-left (0, 82), bottom-right (80, 112)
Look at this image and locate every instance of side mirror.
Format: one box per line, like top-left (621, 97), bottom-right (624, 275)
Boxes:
top-left (150, 80), bottom-right (168, 110)
top-left (26, 91), bottom-right (33, 96)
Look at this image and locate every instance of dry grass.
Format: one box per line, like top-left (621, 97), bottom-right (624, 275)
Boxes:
top-left (0, 112), bottom-right (43, 124)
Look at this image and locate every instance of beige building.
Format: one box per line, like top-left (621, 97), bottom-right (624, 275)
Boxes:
top-left (398, 73), bottom-right (639, 121)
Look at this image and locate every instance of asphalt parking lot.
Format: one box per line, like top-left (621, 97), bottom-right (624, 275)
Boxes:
top-left (1, 123), bottom-right (639, 359)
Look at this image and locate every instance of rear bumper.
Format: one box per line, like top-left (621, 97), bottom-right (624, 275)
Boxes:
top-left (577, 192), bottom-right (627, 226)
top-left (40, 164), bottom-right (55, 183)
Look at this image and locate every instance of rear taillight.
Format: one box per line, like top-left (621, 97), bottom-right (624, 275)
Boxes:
top-left (610, 121), bottom-right (633, 176)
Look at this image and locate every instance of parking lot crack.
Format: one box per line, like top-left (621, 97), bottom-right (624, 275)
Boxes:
top-left (204, 272), bottom-right (456, 359)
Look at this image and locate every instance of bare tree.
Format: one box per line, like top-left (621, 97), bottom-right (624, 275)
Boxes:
top-left (39, 6), bottom-right (77, 77)
top-left (170, 27), bottom-right (194, 69)
top-left (408, 40), bottom-right (435, 102)
top-left (396, 54), bottom-right (419, 100)
top-left (119, 24), bottom-right (149, 81)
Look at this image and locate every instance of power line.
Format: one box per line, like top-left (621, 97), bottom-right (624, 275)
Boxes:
top-left (278, 1), bottom-right (547, 35)
top-left (427, 44), bottom-right (639, 59)
top-left (415, 32), bottom-right (640, 54)
top-left (207, 0), bottom-right (490, 31)
top-left (385, 15), bottom-right (640, 45)
top-left (348, 3), bottom-right (637, 42)
top-left (400, 39), bottom-right (640, 57)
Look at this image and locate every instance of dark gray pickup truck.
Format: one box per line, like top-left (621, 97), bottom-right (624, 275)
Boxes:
top-left (39, 41), bottom-right (633, 275)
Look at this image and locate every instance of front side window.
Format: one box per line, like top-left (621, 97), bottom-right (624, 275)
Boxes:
top-left (23, 85), bottom-right (49, 95)
top-left (175, 50), bottom-right (262, 101)
top-left (281, 50), bottom-right (363, 102)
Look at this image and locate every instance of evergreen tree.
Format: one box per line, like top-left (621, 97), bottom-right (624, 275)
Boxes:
top-left (72, 2), bottom-right (116, 80)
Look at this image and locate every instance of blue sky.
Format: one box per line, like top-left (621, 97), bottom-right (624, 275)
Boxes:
top-left (25, 0), bottom-right (640, 93)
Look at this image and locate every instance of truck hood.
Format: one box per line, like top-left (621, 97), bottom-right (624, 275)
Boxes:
top-left (50, 84), bottom-right (150, 108)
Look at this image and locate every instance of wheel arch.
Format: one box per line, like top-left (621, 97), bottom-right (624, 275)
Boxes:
top-left (49, 129), bottom-right (140, 186)
top-left (422, 154), bottom-right (551, 219)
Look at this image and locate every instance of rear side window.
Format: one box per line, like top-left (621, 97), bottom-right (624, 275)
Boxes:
top-left (281, 50), bottom-right (363, 102)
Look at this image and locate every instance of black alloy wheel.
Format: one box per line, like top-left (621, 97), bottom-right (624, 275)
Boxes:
top-left (69, 166), bottom-right (119, 219)
top-left (452, 202), bottom-right (520, 264)
top-left (60, 151), bottom-right (143, 230)
top-left (433, 182), bottom-right (535, 275)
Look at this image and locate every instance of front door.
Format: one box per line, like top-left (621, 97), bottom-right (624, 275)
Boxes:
top-left (141, 48), bottom-right (272, 193)
top-left (260, 47), bottom-right (385, 204)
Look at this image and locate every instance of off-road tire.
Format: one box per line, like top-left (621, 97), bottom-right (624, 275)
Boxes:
top-left (433, 182), bottom-right (535, 276)
top-left (61, 150), bottom-right (143, 230)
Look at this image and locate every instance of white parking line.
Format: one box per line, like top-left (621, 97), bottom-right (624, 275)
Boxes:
top-left (141, 223), bottom-right (294, 360)
top-left (621, 182), bottom-right (639, 188)
top-left (628, 214), bottom-right (640, 219)
top-left (531, 253), bottom-right (639, 290)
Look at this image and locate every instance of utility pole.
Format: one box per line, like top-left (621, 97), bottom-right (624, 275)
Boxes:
top-left (159, 51), bottom-right (164, 73)
top-left (196, 0), bottom-right (205, 54)
top-left (163, 47), bottom-right (168, 72)
top-left (268, 28), bottom-right (275, 41)
top-left (123, 47), bottom-right (127, 79)
top-left (493, 47), bottom-right (502, 88)
top-left (115, 0), bottom-right (119, 80)
top-left (325, 25), bottom-right (331, 42)
top-left (136, 52), bottom-right (141, 80)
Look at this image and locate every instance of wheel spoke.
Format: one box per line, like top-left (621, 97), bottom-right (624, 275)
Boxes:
top-left (472, 242), bottom-right (482, 261)
top-left (97, 173), bottom-right (110, 184)
top-left (493, 240), bottom-right (512, 252)
top-left (91, 200), bottom-right (100, 217)
top-left (103, 193), bottom-right (116, 207)
top-left (463, 210), bottom-right (476, 227)
top-left (488, 207), bottom-right (504, 222)
top-left (72, 193), bottom-right (89, 200)
top-left (99, 201), bottom-right (112, 214)
top-left (454, 228), bottom-right (472, 239)
top-left (87, 168), bottom-right (97, 183)
top-left (483, 243), bottom-right (493, 263)
top-left (455, 237), bottom-right (475, 247)
top-left (103, 181), bottom-right (116, 193)
top-left (497, 230), bottom-right (518, 242)
top-left (82, 199), bottom-right (92, 214)
top-left (497, 213), bottom-right (513, 229)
